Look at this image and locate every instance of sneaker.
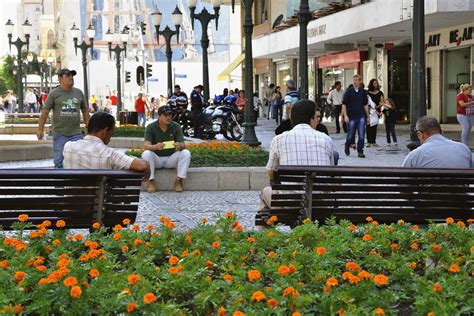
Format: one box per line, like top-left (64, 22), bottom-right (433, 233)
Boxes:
top-left (357, 151), bottom-right (366, 158)
top-left (147, 180), bottom-right (157, 193)
top-left (394, 143), bottom-right (398, 146)
top-left (344, 144), bottom-right (350, 156)
top-left (387, 143), bottom-right (391, 147)
top-left (351, 144), bottom-right (356, 149)
top-left (174, 178), bottom-right (184, 192)
top-left (366, 143), bottom-right (372, 148)
top-left (372, 143), bottom-right (379, 147)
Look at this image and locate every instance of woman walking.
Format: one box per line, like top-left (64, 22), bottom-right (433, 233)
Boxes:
top-left (382, 98), bottom-right (397, 146)
top-left (456, 84), bottom-right (474, 147)
top-left (366, 79), bottom-right (384, 147)
top-left (273, 86), bottom-right (283, 124)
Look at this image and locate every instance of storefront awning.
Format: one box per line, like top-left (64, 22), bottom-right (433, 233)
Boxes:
top-left (217, 54), bottom-right (245, 81)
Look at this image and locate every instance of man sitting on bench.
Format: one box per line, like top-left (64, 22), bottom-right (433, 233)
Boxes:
top-left (259, 99), bottom-right (335, 213)
top-left (63, 112), bottom-right (150, 179)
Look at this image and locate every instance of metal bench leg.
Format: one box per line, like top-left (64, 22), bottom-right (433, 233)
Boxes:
top-left (95, 176), bottom-right (108, 226)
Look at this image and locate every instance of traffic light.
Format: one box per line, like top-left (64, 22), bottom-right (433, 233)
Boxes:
top-left (140, 22), bottom-right (147, 35)
top-left (146, 63), bottom-right (152, 78)
top-left (125, 71), bottom-right (131, 83)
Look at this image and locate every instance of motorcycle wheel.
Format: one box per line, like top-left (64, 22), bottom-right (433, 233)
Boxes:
top-left (223, 128), bottom-right (233, 141)
top-left (229, 121), bottom-right (243, 141)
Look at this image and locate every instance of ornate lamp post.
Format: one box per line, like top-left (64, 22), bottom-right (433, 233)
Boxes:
top-left (298, 0), bottom-right (311, 99)
top-left (151, 6), bottom-right (183, 97)
top-left (229, 0), bottom-right (260, 146)
top-left (71, 22), bottom-right (96, 105)
top-left (5, 18), bottom-right (32, 113)
top-left (105, 28), bottom-right (128, 116)
top-left (187, 0), bottom-right (224, 103)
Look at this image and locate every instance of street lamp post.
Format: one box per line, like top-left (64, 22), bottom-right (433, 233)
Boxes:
top-left (187, 0), bottom-right (223, 103)
top-left (71, 22), bottom-right (96, 105)
top-left (105, 29), bottom-right (128, 116)
top-left (408, 0), bottom-right (426, 150)
top-left (151, 6), bottom-right (183, 97)
top-left (229, 0), bottom-right (260, 146)
top-left (298, 0), bottom-right (311, 99)
top-left (5, 19), bottom-right (32, 113)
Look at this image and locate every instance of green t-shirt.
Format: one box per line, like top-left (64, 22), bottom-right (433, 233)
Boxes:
top-left (44, 87), bottom-right (87, 136)
top-left (145, 121), bottom-right (185, 157)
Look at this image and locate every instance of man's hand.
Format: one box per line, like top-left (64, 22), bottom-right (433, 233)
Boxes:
top-left (36, 129), bottom-right (44, 140)
top-left (174, 142), bottom-right (186, 151)
top-left (344, 115), bottom-right (349, 124)
top-left (155, 143), bottom-right (164, 151)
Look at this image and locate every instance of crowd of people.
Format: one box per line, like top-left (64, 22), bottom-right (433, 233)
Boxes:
top-left (1, 88), bottom-right (48, 113)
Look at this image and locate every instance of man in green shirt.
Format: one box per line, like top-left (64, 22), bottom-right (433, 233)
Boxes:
top-left (142, 106), bottom-right (191, 192)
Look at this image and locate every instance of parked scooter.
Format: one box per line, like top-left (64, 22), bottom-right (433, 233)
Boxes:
top-left (167, 95), bottom-right (193, 137)
top-left (195, 102), bottom-right (244, 141)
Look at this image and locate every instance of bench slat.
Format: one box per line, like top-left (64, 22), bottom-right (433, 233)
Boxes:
top-left (105, 204), bottom-right (139, 211)
top-left (106, 196), bottom-right (141, 203)
top-left (0, 179), bottom-right (99, 187)
top-left (0, 188), bottom-right (98, 195)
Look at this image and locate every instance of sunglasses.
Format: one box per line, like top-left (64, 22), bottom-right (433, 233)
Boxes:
top-left (414, 128), bottom-right (424, 134)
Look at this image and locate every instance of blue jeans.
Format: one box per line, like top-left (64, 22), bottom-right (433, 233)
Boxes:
top-left (346, 116), bottom-right (366, 151)
top-left (53, 133), bottom-right (83, 169)
top-left (138, 113), bottom-right (146, 126)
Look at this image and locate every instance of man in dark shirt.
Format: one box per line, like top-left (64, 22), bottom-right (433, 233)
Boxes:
top-left (190, 85), bottom-right (205, 137)
top-left (142, 106), bottom-right (191, 193)
top-left (341, 74), bottom-right (369, 158)
top-left (169, 85), bottom-right (188, 102)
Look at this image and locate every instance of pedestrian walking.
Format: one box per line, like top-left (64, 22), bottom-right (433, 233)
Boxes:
top-left (456, 84), bottom-right (474, 147)
top-left (135, 93), bottom-right (149, 127)
top-left (366, 79), bottom-right (384, 147)
top-left (327, 81), bottom-right (345, 134)
top-left (264, 83), bottom-right (275, 119)
top-left (382, 98), bottom-right (397, 146)
top-left (37, 69), bottom-right (90, 168)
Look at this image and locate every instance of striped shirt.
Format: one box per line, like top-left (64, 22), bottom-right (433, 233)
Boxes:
top-left (267, 124), bottom-right (334, 170)
top-left (63, 135), bottom-right (135, 170)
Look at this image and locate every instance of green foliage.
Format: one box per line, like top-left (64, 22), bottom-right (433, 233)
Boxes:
top-left (0, 216), bottom-right (473, 314)
top-left (0, 55), bottom-right (16, 94)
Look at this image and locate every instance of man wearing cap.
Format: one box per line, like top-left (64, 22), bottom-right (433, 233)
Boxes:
top-left (37, 69), bottom-right (90, 168)
top-left (190, 85), bottom-right (204, 137)
top-left (141, 105), bottom-right (191, 192)
top-left (170, 84), bottom-right (188, 101)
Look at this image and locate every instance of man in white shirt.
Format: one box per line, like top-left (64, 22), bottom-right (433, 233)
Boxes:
top-left (327, 81), bottom-right (345, 133)
top-left (25, 88), bottom-right (38, 113)
top-left (259, 99), bottom-right (334, 211)
top-left (63, 112), bottom-right (150, 180)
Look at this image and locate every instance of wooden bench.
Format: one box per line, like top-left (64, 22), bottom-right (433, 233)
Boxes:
top-left (0, 169), bottom-right (143, 229)
top-left (255, 166), bottom-right (474, 227)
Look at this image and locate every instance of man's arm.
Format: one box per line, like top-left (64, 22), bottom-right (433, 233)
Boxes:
top-left (364, 104), bottom-right (370, 124)
top-left (130, 158), bottom-right (151, 181)
top-left (143, 140), bottom-right (164, 151)
top-left (341, 104), bottom-right (349, 124)
top-left (82, 108), bottom-right (90, 128)
top-left (327, 90), bottom-right (333, 105)
top-left (36, 108), bottom-right (50, 140)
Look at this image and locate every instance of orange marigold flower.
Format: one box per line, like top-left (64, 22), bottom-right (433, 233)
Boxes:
top-left (18, 214), bottom-right (28, 222)
top-left (316, 247), bottom-right (327, 255)
top-left (92, 222), bottom-right (101, 229)
top-left (373, 274), bottom-right (389, 286)
top-left (213, 241), bottom-right (221, 248)
top-left (0, 260), bottom-right (9, 268)
top-left (122, 245), bottom-right (129, 253)
top-left (233, 311), bottom-right (245, 316)
top-left (201, 218), bottom-right (208, 224)
top-left (289, 265), bottom-right (296, 273)
top-left (63, 276), bottom-right (78, 287)
top-left (432, 283), bottom-right (442, 292)
top-left (143, 292), bottom-right (157, 304)
top-left (267, 298), bottom-right (278, 308)
top-left (247, 270), bottom-right (261, 282)
top-left (390, 243), bottom-right (398, 252)
top-left (234, 225), bottom-right (243, 232)
top-left (326, 277), bottom-right (338, 287)
top-left (128, 274), bottom-right (141, 285)
top-left (218, 307), bottom-right (225, 316)
top-left (123, 218), bottom-right (131, 225)
top-left (278, 265), bottom-right (290, 276)
top-left (303, 218), bottom-right (311, 223)
top-left (374, 308), bottom-right (385, 315)
top-left (371, 221), bottom-right (379, 226)
top-left (247, 237), bottom-right (255, 243)
top-left (14, 271), bottom-right (25, 283)
top-left (366, 216), bottom-right (373, 222)
top-left (292, 313), bottom-right (301, 316)
top-left (283, 286), bottom-right (299, 297)
top-left (169, 267), bottom-right (180, 275)
top-left (457, 221), bottom-right (465, 228)
top-left (348, 224), bottom-right (357, 231)
top-left (338, 308), bottom-right (345, 316)
top-left (267, 215), bottom-right (278, 224)
top-left (169, 256), bottom-right (179, 265)
top-left (268, 251), bottom-right (277, 258)
top-left (345, 261), bottom-right (360, 272)
top-left (147, 224), bottom-right (154, 231)
top-left (113, 233), bottom-right (121, 241)
top-left (411, 242), bottom-right (419, 250)
top-left (225, 211), bottom-right (233, 218)
top-left (113, 224), bottom-right (123, 232)
top-left (74, 234), bottom-right (83, 242)
top-left (70, 286), bottom-right (82, 298)
top-left (132, 239), bottom-right (143, 247)
top-left (397, 219), bottom-right (405, 225)
top-left (192, 249), bottom-right (202, 257)
top-left (52, 239), bottom-right (61, 246)
top-left (362, 234), bottom-right (372, 241)
top-left (446, 217), bottom-right (454, 224)
top-left (467, 218), bottom-right (474, 224)
top-left (251, 290), bottom-right (266, 302)
top-left (432, 245), bottom-right (441, 252)
top-left (36, 265), bottom-right (47, 272)
top-left (56, 220), bottom-right (66, 228)
top-left (38, 278), bottom-right (48, 285)
top-left (358, 270), bottom-right (373, 280)
top-left (89, 268), bottom-right (100, 278)
top-left (427, 312), bottom-right (435, 316)
top-left (387, 226), bottom-right (393, 233)
top-left (413, 225), bottom-right (419, 230)
top-left (223, 274), bottom-right (233, 282)
top-left (448, 264), bottom-right (460, 273)
top-left (132, 224), bottom-right (139, 232)
top-left (181, 250), bottom-right (189, 257)
top-left (127, 303), bottom-right (137, 313)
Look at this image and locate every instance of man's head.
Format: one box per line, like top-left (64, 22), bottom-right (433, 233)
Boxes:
top-left (286, 79), bottom-right (296, 91)
top-left (269, 83), bottom-right (275, 89)
top-left (415, 116), bottom-right (442, 144)
top-left (291, 99), bottom-right (317, 129)
top-left (87, 112), bottom-right (116, 145)
top-left (352, 74), bottom-right (361, 88)
top-left (138, 93), bottom-right (143, 98)
top-left (194, 85), bottom-right (204, 93)
top-left (174, 85), bottom-right (181, 94)
top-left (158, 106), bottom-right (173, 125)
top-left (57, 69), bottom-right (77, 90)
top-left (315, 107), bottom-right (322, 127)
top-left (335, 81), bottom-right (342, 90)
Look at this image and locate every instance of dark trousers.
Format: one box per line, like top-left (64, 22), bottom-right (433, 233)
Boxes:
top-left (385, 122), bottom-right (397, 143)
top-left (366, 124), bottom-right (378, 144)
top-left (274, 104), bottom-right (283, 124)
top-left (192, 109), bottom-right (203, 136)
top-left (334, 104), bottom-right (343, 133)
top-left (346, 116), bottom-right (366, 151)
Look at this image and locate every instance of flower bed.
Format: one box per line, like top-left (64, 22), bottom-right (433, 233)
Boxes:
top-left (1, 215), bottom-right (473, 315)
top-left (126, 141), bottom-right (269, 167)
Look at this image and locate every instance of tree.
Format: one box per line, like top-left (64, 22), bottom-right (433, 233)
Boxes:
top-left (0, 55), bottom-right (16, 94)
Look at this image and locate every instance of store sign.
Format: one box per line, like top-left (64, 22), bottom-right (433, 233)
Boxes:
top-left (384, 43), bottom-right (395, 50)
top-left (308, 24), bottom-right (326, 38)
top-left (425, 23), bottom-right (474, 52)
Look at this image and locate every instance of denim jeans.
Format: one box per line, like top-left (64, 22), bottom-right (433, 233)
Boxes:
top-left (346, 116), bottom-right (366, 151)
top-left (138, 112), bottom-right (146, 127)
top-left (53, 133), bottom-right (83, 168)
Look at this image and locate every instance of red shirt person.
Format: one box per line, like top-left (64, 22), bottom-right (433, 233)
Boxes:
top-left (135, 93), bottom-right (149, 127)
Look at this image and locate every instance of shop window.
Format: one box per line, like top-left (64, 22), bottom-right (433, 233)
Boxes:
top-left (255, 0), bottom-right (269, 25)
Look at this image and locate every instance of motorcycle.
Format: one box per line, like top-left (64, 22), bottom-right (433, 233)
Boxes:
top-left (167, 95), bottom-right (194, 137)
top-left (196, 103), bottom-right (244, 141)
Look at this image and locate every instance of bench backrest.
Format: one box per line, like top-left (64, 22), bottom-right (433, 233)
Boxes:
top-left (0, 169), bottom-right (142, 229)
top-left (271, 166), bottom-right (474, 225)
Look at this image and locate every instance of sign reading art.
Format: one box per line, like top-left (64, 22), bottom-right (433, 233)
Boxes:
top-left (425, 23), bottom-right (474, 52)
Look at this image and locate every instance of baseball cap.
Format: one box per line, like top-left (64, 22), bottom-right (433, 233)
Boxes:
top-left (158, 106), bottom-right (173, 115)
top-left (57, 69), bottom-right (77, 77)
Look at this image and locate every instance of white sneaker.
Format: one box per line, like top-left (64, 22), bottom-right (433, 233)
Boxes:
top-left (394, 143), bottom-right (398, 146)
top-left (387, 143), bottom-right (391, 147)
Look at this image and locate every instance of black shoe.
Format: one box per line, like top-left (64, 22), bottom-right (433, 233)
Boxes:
top-left (358, 151), bottom-right (365, 158)
top-left (344, 144), bottom-right (350, 156)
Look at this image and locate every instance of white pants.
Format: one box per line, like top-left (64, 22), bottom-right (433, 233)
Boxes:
top-left (142, 149), bottom-right (191, 180)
